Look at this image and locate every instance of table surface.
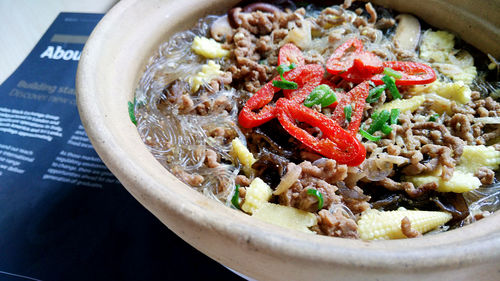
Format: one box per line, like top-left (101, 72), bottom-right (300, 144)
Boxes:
top-left (0, 0), bottom-right (118, 84)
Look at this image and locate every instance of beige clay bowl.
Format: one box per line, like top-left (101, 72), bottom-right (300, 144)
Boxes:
top-left (76, 0), bottom-right (500, 280)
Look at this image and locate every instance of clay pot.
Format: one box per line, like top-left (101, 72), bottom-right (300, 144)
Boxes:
top-left (76, 1), bottom-right (500, 280)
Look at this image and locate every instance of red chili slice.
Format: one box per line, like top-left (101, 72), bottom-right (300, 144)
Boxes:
top-left (326, 38), bottom-right (363, 75)
top-left (320, 78), bottom-right (338, 90)
top-left (331, 81), bottom-right (370, 136)
top-left (283, 64), bottom-right (324, 103)
top-left (276, 98), bottom-right (366, 166)
top-left (352, 51), bottom-right (383, 74)
top-left (238, 75), bottom-right (281, 128)
top-left (379, 61), bottom-right (436, 85)
top-left (278, 43), bottom-right (305, 67)
top-left (339, 67), bottom-right (375, 84)
top-left (239, 64), bottom-right (323, 128)
top-left (341, 61), bottom-right (437, 86)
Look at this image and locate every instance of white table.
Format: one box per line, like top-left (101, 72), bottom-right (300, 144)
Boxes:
top-left (0, 0), bottom-right (118, 84)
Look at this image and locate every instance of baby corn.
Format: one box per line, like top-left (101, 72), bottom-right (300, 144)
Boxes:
top-left (358, 208), bottom-right (452, 240)
top-left (252, 202), bottom-right (317, 233)
top-left (377, 95), bottom-right (425, 113)
top-left (459, 145), bottom-right (500, 172)
top-left (241, 177), bottom-right (272, 214)
top-left (191, 36), bottom-right (229, 58)
top-left (407, 169), bottom-right (481, 193)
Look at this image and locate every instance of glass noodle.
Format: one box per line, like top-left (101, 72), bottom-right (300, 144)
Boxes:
top-left (134, 16), bottom-right (245, 205)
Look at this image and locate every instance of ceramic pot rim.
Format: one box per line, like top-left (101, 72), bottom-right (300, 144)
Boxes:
top-left (76, 0), bottom-right (500, 273)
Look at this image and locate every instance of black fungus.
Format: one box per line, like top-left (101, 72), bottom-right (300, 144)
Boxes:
top-left (252, 149), bottom-right (289, 188)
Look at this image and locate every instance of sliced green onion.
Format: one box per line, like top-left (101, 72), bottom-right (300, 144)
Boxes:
top-left (381, 75), bottom-right (401, 100)
top-left (304, 84), bottom-right (337, 107)
top-left (307, 189), bottom-right (324, 210)
top-left (304, 90), bottom-right (323, 107)
top-left (371, 111), bottom-right (379, 121)
top-left (366, 85), bottom-right (386, 103)
top-left (277, 63), bottom-right (296, 75)
top-left (383, 67), bottom-right (403, 79)
top-left (429, 113), bottom-right (440, 122)
top-left (381, 123), bottom-right (393, 135)
top-left (231, 185), bottom-right (240, 209)
top-left (368, 109), bottom-right (390, 134)
top-left (320, 90), bottom-right (337, 107)
top-left (344, 104), bottom-right (352, 123)
top-left (390, 108), bottom-right (400, 125)
top-left (128, 100), bottom-right (137, 126)
top-left (360, 126), bottom-right (382, 142)
top-left (274, 63), bottom-right (298, 89)
top-left (277, 65), bottom-right (285, 74)
top-left (276, 63), bottom-right (297, 83)
top-left (273, 80), bottom-right (298, 89)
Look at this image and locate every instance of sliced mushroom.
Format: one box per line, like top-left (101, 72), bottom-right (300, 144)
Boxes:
top-left (228, 3), bottom-right (282, 29)
top-left (242, 2), bottom-right (281, 13)
top-left (228, 7), bottom-right (243, 28)
top-left (210, 15), bottom-right (233, 42)
top-left (393, 14), bottom-right (421, 51)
